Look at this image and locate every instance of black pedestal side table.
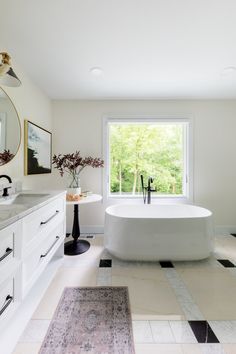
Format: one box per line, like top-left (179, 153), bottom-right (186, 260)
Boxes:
top-left (64, 194), bottom-right (102, 256)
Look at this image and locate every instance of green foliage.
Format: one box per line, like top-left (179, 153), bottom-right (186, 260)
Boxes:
top-left (109, 123), bottom-right (184, 195)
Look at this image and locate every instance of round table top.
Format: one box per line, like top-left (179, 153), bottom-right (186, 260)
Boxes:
top-left (66, 194), bottom-right (102, 205)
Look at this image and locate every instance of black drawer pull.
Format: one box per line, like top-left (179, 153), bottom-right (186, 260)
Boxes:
top-left (0, 295), bottom-right (13, 316)
top-left (40, 236), bottom-right (60, 258)
top-left (40, 210), bottom-right (59, 225)
top-left (0, 247), bottom-right (13, 262)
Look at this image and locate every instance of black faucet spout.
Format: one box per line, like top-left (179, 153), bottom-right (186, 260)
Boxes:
top-left (0, 175), bottom-right (12, 197)
top-left (146, 177), bottom-right (155, 204)
top-left (0, 175), bottom-right (12, 183)
top-left (148, 177), bottom-right (153, 190)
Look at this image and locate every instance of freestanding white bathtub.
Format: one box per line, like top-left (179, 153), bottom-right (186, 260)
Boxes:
top-left (104, 204), bottom-right (213, 261)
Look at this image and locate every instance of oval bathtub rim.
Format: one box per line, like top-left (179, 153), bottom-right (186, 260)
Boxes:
top-left (105, 203), bottom-right (213, 219)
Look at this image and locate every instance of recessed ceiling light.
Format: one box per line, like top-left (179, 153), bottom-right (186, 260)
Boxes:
top-left (221, 66), bottom-right (236, 76)
top-left (89, 67), bottom-right (103, 77)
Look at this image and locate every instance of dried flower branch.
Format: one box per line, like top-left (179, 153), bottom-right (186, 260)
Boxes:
top-left (52, 151), bottom-right (104, 179)
top-left (0, 149), bottom-right (15, 165)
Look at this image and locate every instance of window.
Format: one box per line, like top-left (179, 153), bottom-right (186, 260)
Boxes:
top-left (104, 118), bottom-right (192, 200)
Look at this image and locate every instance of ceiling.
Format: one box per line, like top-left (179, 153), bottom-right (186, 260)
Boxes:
top-left (1, 0), bottom-right (236, 99)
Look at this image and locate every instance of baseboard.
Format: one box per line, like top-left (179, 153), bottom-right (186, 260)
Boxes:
top-left (68, 225), bottom-right (235, 237)
top-left (79, 225), bottom-right (104, 234)
top-left (214, 225), bottom-right (236, 237)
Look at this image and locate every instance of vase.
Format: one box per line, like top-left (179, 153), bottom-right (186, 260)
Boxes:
top-left (67, 173), bottom-right (81, 196)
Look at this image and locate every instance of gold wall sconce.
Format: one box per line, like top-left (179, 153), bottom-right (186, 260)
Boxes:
top-left (0, 52), bottom-right (21, 87)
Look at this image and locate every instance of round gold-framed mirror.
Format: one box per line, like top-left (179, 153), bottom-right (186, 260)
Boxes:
top-left (0, 86), bottom-right (21, 165)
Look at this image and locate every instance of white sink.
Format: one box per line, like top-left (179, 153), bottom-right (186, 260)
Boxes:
top-left (0, 193), bottom-right (50, 205)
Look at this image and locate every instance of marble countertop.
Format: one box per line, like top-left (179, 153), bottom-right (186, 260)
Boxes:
top-left (0, 190), bottom-right (66, 231)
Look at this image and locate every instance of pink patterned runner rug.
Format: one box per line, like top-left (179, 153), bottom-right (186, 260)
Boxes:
top-left (39, 286), bottom-right (135, 354)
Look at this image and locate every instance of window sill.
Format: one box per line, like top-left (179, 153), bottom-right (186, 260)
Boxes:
top-left (106, 195), bottom-right (191, 204)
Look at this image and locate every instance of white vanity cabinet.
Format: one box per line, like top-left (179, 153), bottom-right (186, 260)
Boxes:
top-left (22, 196), bottom-right (65, 248)
top-left (22, 196), bottom-right (66, 297)
top-left (0, 192), bottom-right (66, 328)
top-left (0, 220), bottom-right (22, 322)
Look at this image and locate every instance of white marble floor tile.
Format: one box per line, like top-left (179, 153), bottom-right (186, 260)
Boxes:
top-left (164, 269), bottom-right (181, 280)
top-left (96, 268), bottom-right (112, 285)
top-left (174, 257), bottom-right (220, 270)
top-left (132, 321), bottom-right (154, 343)
top-left (177, 268), bottom-right (236, 320)
top-left (132, 314), bottom-right (184, 321)
top-left (100, 249), bottom-right (114, 259)
top-left (229, 268), bottom-right (236, 277)
top-left (12, 342), bottom-right (42, 354)
top-left (112, 267), bottom-right (184, 320)
top-left (164, 269), bottom-right (187, 289)
top-left (223, 344), bottom-right (236, 354)
top-left (113, 258), bottom-right (161, 268)
top-left (199, 344), bottom-right (226, 354)
top-left (163, 268), bottom-right (205, 320)
top-left (181, 344), bottom-right (202, 354)
top-left (209, 321), bottom-right (236, 344)
top-left (215, 237), bottom-right (236, 262)
top-left (19, 320), bottom-right (50, 342)
top-left (135, 343), bottom-right (183, 354)
top-left (62, 237), bottom-right (104, 268)
top-left (173, 285), bottom-right (194, 302)
top-left (179, 301), bottom-right (204, 321)
top-left (169, 321), bottom-right (197, 343)
top-left (149, 321), bottom-right (175, 343)
top-left (102, 249), bottom-right (161, 269)
top-left (62, 255), bottom-right (99, 268)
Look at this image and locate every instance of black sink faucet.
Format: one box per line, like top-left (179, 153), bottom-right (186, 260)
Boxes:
top-left (0, 175), bottom-right (12, 197)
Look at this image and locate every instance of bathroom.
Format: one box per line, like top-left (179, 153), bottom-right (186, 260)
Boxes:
top-left (1, 1), bottom-right (236, 354)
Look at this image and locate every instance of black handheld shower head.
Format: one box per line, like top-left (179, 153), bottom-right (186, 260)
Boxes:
top-left (140, 175), bottom-right (146, 204)
top-left (140, 175), bottom-right (144, 189)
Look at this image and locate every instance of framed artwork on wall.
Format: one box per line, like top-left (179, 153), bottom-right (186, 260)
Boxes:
top-left (24, 120), bottom-right (52, 175)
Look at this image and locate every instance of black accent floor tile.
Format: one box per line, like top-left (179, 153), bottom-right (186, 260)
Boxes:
top-left (159, 261), bottom-right (174, 268)
top-left (99, 259), bottom-right (112, 267)
top-left (231, 233), bottom-right (236, 237)
top-left (86, 235), bottom-right (94, 239)
top-left (188, 321), bottom-right (219, 343)
top-left (217, 259), bottom-right (236, 268)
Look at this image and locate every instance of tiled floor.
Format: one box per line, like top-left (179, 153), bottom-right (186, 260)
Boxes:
top-left (13, 234), bottom-right (236, 354)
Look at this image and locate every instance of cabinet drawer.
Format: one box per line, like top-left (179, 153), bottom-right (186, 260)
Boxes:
top-left (22, 197), bottom-right (64, 246)
top-left (0, 225), bottom-right (15, 268)
top-left (23, 223), bottom-right (64, 285)
top-left (0, 278), bottom-right (14, 318)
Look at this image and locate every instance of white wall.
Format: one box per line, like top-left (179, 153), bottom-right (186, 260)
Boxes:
top-left (52, 99), bottom-right (236, 232)
top-left (0, 63), bottom-right (53, 189)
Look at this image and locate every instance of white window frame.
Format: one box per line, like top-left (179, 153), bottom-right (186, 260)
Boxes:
top-left (103, 116), bottom-right (193, 203)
